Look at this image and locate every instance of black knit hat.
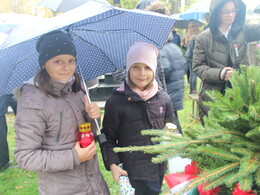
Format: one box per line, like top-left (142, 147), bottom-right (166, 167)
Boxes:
top-left (36, 31), bottom-right (76, 67)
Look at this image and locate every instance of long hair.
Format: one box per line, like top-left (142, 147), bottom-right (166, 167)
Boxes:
top-left (184, 21), bottom-right (201, 46)
top-left (34, 69), bottom-right (82, 97)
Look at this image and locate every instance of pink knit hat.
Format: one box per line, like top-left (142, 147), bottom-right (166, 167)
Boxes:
top-left (126, 42), bottom-right (158, 74)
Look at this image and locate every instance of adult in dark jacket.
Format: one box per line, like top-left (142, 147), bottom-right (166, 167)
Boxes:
top-left (193, 0), bottom-right (260, 125)
top-left (170, 30), bottom-right (181, 46)
top-left (0, 94), bottom-right (17, 171)
top-left (101, 42), bottom-right (175, 195)
top-left (160, 34), bottom-right (186, 134)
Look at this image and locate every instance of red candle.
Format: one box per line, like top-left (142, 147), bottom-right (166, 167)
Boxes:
top-left (78, 122), bottom-right (94, 148)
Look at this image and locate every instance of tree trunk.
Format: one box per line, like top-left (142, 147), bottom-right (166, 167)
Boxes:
top-left (11, 0), bottom-right (22, 13)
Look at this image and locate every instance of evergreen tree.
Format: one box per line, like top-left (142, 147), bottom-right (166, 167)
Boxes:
top-left (114, 65), bottom-right (260, 194)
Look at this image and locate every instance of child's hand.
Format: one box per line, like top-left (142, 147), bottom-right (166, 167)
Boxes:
top-left (110, 164), bottom-right (128, 181)
top-left (84, 95), bottom-right (100, 119)
top-left (74, 141), bottom-right (96, 163)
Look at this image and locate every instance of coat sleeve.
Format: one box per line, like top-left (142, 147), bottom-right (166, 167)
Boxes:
top-left (101, 99), bottom-right (121, 170)
top-left (192, 34), bottom-right (223, 84)
top-left (14, 88), bottom-right (79, 173)
top-left (164, 93), bottom-right (176, 124)
top-left (160, 49), bottom-right (172, 80)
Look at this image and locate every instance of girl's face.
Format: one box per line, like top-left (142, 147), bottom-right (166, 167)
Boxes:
top-left (44, 54), bottom-right (76, 83)
top-left (219, 1), bottom-right (237, 26)
top-left (129, 63), bottom-right (154, 91)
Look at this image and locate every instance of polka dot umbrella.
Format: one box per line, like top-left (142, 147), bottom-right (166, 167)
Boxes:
top-left (0, 0), bottom-right (175, 95)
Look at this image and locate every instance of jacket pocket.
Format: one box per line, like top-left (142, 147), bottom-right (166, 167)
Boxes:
top-left (56, 112), bottom-right (63, 142)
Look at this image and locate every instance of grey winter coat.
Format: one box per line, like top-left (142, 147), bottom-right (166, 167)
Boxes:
top-left (101, 82), bottom-right (175, 181)
top-left (192, 0), bottom-right (260, 118)
top-left (14, 79), bottom-right (109, 195)
top-left (160, 40), bottom-right (186, 111)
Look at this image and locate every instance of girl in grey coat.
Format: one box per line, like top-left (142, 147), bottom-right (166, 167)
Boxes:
top-left (14, 31), bottom-right (110, 195)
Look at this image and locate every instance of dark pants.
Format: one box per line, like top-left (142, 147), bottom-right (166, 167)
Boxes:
top-left (129, 176), bottom-right (164, 195)
top-left (174, 111), bottom-right (182, 134)
top-left (188, 61), bottom-right (197, 93)
top-left (0, 94), bottom-right (17, 169)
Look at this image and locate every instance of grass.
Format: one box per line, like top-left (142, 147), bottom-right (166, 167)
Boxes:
top-left (0, 79), bottom-right (202, 195)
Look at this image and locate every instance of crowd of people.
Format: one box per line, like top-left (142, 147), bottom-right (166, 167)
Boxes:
top-left (1, 0), bottom-right (259, 194)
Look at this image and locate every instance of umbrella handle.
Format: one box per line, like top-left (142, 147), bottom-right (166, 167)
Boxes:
top-left (82, 79), bottom-right (101, 135)
top-left (83, 80), bottom-right (107, 145)
top-left (78, 64), bottom-right (101, 135)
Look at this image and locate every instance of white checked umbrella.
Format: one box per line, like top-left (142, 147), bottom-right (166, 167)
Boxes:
top-left (39, 0), bottom-right (90, 12)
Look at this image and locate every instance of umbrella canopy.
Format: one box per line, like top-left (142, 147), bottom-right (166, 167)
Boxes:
top-left (179, 0), bottom-right (210, 21)
top-left (39, 0), bottom-right (90, 12)
top-left (0, 0), bottom-right (175, 95)
top-left (171, 14), bottom-right (205, 29)
top-left (0, 13), bottom-right (47, 34)
top-left (0, 32), bottom-right (8, 45)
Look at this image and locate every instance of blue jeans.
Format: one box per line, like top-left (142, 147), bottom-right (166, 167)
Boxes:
top-left (129, 176), bottom-right (164, 195)
top-left (0, 94), bottom-right (17, 169)
top-left (188, 61), bottom-right (197, 93)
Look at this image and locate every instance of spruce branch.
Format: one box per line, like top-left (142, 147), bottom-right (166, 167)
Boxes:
top-left (231, 147), bottom-right (254, 156)
top-left (176, 162), bottom-right (240, 194)
top-left (239, 156), bottom-right (258, 176)
top-left (151, 145), bottom-right (189, 164)
top-left (202, 172), bottom-right (230, 191)
top-left (239, 175), bottom-right (254, 191)
top-left (225, 172), bottom-right (240, 186)
top-left (255, 168), bottom-right (260, 186)
top-left (195, 146), bottom-right (240, 162)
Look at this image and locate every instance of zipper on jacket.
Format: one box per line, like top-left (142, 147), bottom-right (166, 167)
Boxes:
top-left (144, 101), bottom-right (154, 128)
top-left (56, 112), bottom-right (63, 142)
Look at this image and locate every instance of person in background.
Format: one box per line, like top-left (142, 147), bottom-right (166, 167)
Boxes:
top-left (203, 12), bottom-right (210, 30)
top-left (171, 27), bottom-right (181, 47)
top-left (14, 31), bottom-right (110, 195)
top-left (146, 0), bottom-right (186, 134)
top-left (184, 21), bottom-right (201, 94)
top-left (193, 0), bottom-right (260, 125)
top-left (0, 94), bottom-right (17, 171)
top-left (136, 0), bottom-right (156, 9)
top-left (181, 21), bottom-right (197, 84)
top-left (160, 36), bottom-right (186, 134)
top-left (101, 42), bottom-right (175, 195)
